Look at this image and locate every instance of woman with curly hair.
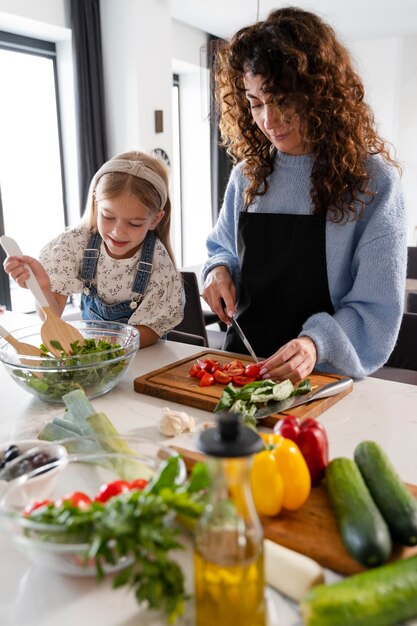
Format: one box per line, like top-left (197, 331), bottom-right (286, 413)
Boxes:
top-left (202, 6), bottom-right (407, 381)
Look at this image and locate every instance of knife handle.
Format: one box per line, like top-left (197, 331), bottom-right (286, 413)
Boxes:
top-left (308, 377), bottom-right (353, 400)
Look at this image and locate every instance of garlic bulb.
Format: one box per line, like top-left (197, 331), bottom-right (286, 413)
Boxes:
top-left (158, 407), bottom-right (195, 437)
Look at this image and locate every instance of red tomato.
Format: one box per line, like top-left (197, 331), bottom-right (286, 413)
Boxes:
top-left (203, 359), bottom-right (220, 374)
top-left (199, 371), bottom-right (215, 387)
top-left (56, 491), bottom-right (92, 509)
top-left (95, 480), bottom-right (130, 503)
top-left (224, 359), bottom-right (245, 376)
top-left (189, 363), bottom-right (202, 378)
top-left (23, 499), bottom-right (52, 516)
top-left (245, 363), bottom-right (262, 379)
top-left (213, 369), bottom-right (232, 384)
top-left (232, 375), bottom-right (256, 386)
top-left (129, 478), bottom-right (148, 491)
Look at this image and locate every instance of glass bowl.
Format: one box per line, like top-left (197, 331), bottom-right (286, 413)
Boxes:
top-left (0, 320), bottom-right (140, 402)
top-left (0, 435), bottom-right (186, 576)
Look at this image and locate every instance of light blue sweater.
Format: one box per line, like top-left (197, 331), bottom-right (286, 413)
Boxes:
top-left (203, 151), bottom-right (407, 378)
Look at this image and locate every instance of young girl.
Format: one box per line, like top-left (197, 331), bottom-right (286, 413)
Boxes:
top-left (4, 150), bottom-right (184, 347)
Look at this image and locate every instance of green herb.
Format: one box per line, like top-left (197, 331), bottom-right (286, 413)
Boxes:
top-left (13, 338), bottom-right (127, 400)
top-left (26, 456), bottom-right (210, 624)
top-left (214, 378), bottom-right (313, 428)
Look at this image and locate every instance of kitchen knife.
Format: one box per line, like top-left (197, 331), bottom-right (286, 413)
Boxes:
top-left (228, 315), bottom-right (259, 363)
top-left (254, 377), bottom-right (353, 419)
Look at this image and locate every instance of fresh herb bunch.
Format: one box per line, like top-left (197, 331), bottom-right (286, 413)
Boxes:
top-left (14, 338), bottom-right (127, 400)
top-left (26, 456), bottom-right (209, 624)
top-left (214, 378), bottom-right (312, 428)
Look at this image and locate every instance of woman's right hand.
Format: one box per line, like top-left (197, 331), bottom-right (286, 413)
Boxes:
top-left (202, 265), bottom-right (236, 325)
top-left (3, 255), bottom-right (51, 292)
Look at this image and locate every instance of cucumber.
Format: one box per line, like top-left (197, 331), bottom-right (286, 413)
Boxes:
top-left (354, 440), bottom-right (417, 546)
top-left (301, 555), bottom-right (417, 626)
top-left (325, 457), bottom-right (392, 567)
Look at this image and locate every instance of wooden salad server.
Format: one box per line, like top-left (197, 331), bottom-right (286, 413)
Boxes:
top-left (0, 324), bottom-right (42, 357)
top-left (0, 236), bottom-right (85, 357)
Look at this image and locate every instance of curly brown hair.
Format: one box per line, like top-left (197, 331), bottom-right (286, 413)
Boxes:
top-left (214, 6), bottom-right (401, 221)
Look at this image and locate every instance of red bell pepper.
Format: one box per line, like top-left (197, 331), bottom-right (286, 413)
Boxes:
top-left (274, 416), bottom-right (329, 484)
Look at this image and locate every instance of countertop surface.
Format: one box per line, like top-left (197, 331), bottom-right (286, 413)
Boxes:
top-left (1, 310), bottom-right (417, 626)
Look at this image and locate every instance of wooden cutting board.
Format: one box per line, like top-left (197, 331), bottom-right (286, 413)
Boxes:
top-left (171, 446), bottom-right (417, 576)
top-left (134, 350), bottom-right (353, 428)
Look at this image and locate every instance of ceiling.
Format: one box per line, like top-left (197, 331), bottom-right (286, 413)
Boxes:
top-left (170, 0), bottom-right (417, 41)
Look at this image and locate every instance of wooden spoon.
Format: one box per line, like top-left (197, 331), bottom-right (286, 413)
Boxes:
top-left (0, 324), bottom-right (42, 357)
top-left (0, 236), bottom-right (85, 357)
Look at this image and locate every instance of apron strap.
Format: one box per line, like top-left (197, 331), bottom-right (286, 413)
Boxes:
top-left (80, 232), bottom-right (101, 281)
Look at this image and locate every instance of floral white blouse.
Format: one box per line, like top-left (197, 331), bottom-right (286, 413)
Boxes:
top-left (39, 225), bottom-right (185, 337)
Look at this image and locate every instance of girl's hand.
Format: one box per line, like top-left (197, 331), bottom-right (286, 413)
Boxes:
top-left (202, 266), bottom-right (236, 325)
top-left (3, 255), bottom-right (51, 291)
top-left (258, 336), bottom-right (317, 384)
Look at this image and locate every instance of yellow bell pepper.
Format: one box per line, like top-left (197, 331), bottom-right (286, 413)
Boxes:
top-left (250, 449), bottom-right (284, 516)
top-left (250, 433), bottom-right (311, 516)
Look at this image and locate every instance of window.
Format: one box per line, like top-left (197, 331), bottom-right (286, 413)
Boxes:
top-left (0, 31), bottom-right (67, 312)
top-left (171, 73), bottom-right (183, 265)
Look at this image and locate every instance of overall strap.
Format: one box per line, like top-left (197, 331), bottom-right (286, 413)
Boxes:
top-left (132, 231), bottom-right (157, 298)
top-left (80, 232), bottom-right (102, 281)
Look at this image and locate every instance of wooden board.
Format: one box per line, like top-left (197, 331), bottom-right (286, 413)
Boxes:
top-left (134, 350), bottom-right (352, 428)
top-left (171, 446), bottom-right (417, 576)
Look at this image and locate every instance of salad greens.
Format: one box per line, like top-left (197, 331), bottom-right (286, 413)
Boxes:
top-left (26, 456), bottom-right (210, 624)
top-left (214, 378), bottom-right (313, 428)
top-left (13, 338), bottom-right (127, 400)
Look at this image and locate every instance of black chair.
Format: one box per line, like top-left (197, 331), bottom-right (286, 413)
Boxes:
top-left (406, 247), bottom-right (417, 313)
top-left (166, 272), bottom-right (226, 349)
top-left (370, 313), bottom-right (417, 385)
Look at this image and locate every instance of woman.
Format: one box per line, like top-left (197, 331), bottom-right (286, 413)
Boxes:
top-left (202, 7), bottom-right (407, 382)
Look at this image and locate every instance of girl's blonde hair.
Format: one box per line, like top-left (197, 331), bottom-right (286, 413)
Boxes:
top-left (83, 150), bottom-right (175, 262)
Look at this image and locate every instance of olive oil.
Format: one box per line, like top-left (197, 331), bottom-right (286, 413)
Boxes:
top-left (194, 530), bottom-right (265, 626)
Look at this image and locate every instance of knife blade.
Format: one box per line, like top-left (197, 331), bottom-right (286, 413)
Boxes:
top-left (254, 377), bottom-right (353, 419)
top-left (228, 315), bottom-right (259, 363)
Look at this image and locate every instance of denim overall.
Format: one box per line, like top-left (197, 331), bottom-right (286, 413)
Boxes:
top-left (80, 231), bottom-right (157, 324)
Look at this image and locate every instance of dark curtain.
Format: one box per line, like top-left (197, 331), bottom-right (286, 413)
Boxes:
top-left (208, 35), bottom-right (233, 225)
top-left (70, 0), bottom-right (107, 215)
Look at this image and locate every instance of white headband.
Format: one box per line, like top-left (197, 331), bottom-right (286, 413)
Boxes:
top-left (91, 159), bottom-right (168, 208)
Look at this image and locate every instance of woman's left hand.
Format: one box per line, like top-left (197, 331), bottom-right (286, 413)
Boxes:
top-left (258, 336), bottom-right (317, 384)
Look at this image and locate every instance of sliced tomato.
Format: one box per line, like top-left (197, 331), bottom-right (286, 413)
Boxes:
top-left (95, 480), bottom-right (130, 503)
top-left (56, 491), bottom-right (92, 509)
top-left (224, 359), bottom-right (245, 376)
top-left (232, 375), bottom-right (256, 386)
top-left (129, 478), bottom-right (148, 491)
top-left (199, 371), bottom-right (215, 387)
top-left (213, 369), bottom-right (232, 385)
top-left (23, 499), bottom-right (53, 516)
top-left (189, 363), bottom-right (202, 378)
top-left (196, 369), bottom-right (206, 379)
top-left (203, 358), bottom-right (220, 374)
top-left (245, 363), bottom-right (262, 379)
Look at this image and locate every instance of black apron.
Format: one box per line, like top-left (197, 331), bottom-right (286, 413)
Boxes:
top-left (223, 212), bottom-right (334, 358)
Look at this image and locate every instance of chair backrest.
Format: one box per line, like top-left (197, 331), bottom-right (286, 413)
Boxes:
top-left (407, 247), bottom-right (417, 279)
top-left (386, 313), bottom-right (417, 371)
top-left (171, 272), bottom-right (208, 346)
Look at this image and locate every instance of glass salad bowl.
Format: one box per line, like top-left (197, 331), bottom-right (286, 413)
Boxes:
top-left (0, 435), bottom-right (186, 577)
top-left (0, 320), bottom-right (140, 403)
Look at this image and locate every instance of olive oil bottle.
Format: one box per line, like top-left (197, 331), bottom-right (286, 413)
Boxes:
top-left (194, 412), bottom-right (266, 626)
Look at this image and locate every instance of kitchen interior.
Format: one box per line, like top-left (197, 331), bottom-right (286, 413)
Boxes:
top-left (0, 1), bottom-right (417, 625)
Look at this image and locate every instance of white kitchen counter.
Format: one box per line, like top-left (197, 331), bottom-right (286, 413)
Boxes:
top-left (1, 310), bottom-right (417, 626)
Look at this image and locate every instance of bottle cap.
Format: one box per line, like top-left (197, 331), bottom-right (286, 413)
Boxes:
top-left (197, 411), bottom-right (264, 458)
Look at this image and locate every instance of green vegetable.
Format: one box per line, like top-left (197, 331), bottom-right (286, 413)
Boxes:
top-left (14, 337), bottom-right (127, 400)
top-left (27, 456), bottom-right (210, 624)
top-left (213, 378), bottom-right (312, 428)
top-left (301, 555), bottom-right (417, 626)
top-left (354, 440), bottom-right (417, 546)
top-left (325, 457), bottom-right (392, 567)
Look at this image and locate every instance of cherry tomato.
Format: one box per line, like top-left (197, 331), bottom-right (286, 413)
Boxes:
top-left (203, 359), bottom-right (220, 374)
top-left (129, 478), bottom-right (148, 491)
top-left (213, 369), bottom-right (232, 384)
top-left (56, 491), bottom-right (92, 509)
top-left (95, 480), bottom-right (130, 503)
top-left (199, 371), bottom-right (215, 387)
top-left (245, 363), bottom-right (262, 379)
top-left (225, 359), bottom-right (245, 376)
top-left (189, 363), bottom-right (202, 378)
top-left (23, 499), bottom-right (52, 516)
top-left (232, 375), bottom-right (255, 386)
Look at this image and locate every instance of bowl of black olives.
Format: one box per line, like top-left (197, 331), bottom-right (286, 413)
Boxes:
top-left (0, 440), bottom-right (67, 485)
